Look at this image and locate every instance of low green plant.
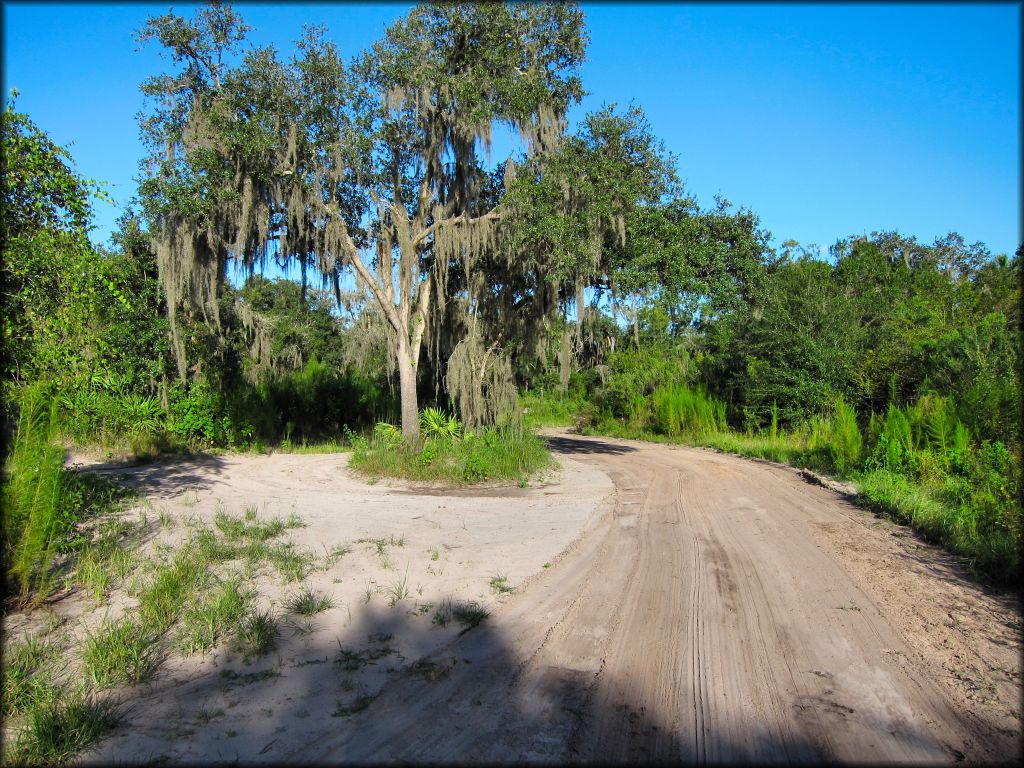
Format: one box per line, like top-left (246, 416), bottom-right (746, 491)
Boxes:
top-left (331, 695), bottom-right (374, 717)
top-left (319, 543), bottom-right (352, 569)
top-left (137, 548), bottom-right (208, 632)
top-left (178, 577), bottom-right (253, 654)
top-left (67, 522), bottom-right (139, 603)
top-left (383, 567), bottom-right (410, 607)
top-left (488, 573), bottom-right (514, 595)
top-left (373, 422), bottom-right (404, 449)
top-left (214, 509), bottom-right (295, 543)
top-left (235, 609), bottom-right (278, 657)
top-left (333, 640), bottom-right (398, 671)
top-left (284, 587), bottom-right (334, 616)
top-left (275, 440), bottom-right (349, 454)
top-left (266, 542), bottom-right (313, 583)
top-left (7, 683), bottom-right (118, 766)
top-left (431, 599), bottom-right (452, 627)
top-left (451, 600), bottom-right (489, 630)
top-left (195, 707), bottom-right (225, 724)
top-left (81, 616), bottom-right (160, 688)
top-left (72, 549), bottom-right (111, 603)
top-left (351, 424), bottom-right (552, 485)
top-left (194, 527), bottom-right (242, 563)
top-left (419, 407), bottom-right (462, 439)
top-left (428, 598), bottom-right (489, 631)
top-left (281, 616), bottom-right (321, 637)
top-left (2, 634), bottom-right (58, 716)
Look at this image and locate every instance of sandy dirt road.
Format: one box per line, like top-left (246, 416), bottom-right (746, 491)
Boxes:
top-left (56, 431), bottom-right (1021, 764)
top-left (286, 431), bottom-right (1021, 764)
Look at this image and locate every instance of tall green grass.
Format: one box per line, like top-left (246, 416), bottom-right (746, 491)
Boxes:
top-left (519, 390), bottom-right (588, 429)
top-left (3, 384), bottom-right (140, 603)
top-left (3, 386), bottom-right (67, 601)
top-left (6, 684), bottom-right (117, 766)
top-left (651, 385), bottom-right (726, 437)
top-left (2, 631), bottom-right (118, 766)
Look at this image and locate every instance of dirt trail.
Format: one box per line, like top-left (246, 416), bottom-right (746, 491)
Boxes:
top-left (289, 431), bottom-right (1020, 764)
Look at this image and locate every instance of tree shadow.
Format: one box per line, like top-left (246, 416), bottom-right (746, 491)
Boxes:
top-left (545, 435), bottom-right (637, 456)
top-left (78, 453), bottom-right (229, 501)
top-left (83, 595), bottom-right (982, 766)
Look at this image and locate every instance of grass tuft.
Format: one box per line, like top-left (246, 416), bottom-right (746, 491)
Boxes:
top-left (432, 598), bottom-right (489, 630)
top-left (383, 567), bottom-right (410, 607)
top-left (451, 600), bottom-right (489, 630)
top-left (2, 634), bottom-right (59, 716)
top-left (235, 609), bottom-right (279, 658)
top-left (284, 586), bottom-right (334, 616)
top-left (178, 577), bottom-right (253, 655)
top-left (10, 685), bottom-right (118, 766)
top-left (137, 549), bottom-right (208, 632)
top-left (81, 617), bottom-right (160, 688)
top-left (488, 573), bottom-right (514, 595)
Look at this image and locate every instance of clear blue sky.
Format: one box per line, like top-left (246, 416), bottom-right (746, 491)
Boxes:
top-left (3, 2), bottom-right (1020, 259)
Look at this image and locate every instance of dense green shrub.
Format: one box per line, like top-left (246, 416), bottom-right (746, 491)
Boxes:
top-left (597, 346), bottom-right (692, 423)
top-left (700, 234), bottom-right (1020, 438)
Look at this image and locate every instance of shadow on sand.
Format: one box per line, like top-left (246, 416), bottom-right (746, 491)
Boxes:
top-left (81, 594), bottom-right (970, 766)
top-left (544, 434), bottom-right (637, 456)
top-left (77, 453), bottom-right (230, 501)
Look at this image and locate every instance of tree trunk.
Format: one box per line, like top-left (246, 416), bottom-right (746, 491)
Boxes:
top-left (632, 295), bottom-right (641, 350)
top-left (559, 327), bottom-right (572, 394)
top-left (397, 337), bottom-right (420, 440)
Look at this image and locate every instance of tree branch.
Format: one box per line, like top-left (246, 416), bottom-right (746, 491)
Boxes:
top-left (412, 208), bottom-right (501, 247)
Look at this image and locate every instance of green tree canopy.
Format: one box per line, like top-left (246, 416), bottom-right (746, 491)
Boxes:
top-left (136, 1), bottom-right (588, 436)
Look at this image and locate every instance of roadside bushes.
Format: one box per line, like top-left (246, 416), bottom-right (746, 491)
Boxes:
top-left (596, 346), bottom-right (692, 425)
top-left (48, 360), bottom-right (397, 453)
top-left (724, 392), bottom-right (1019, 580)
top-left (829, 397), bottom-right (862, 475)
top-left (857, 394), bottom-right (1019, 579)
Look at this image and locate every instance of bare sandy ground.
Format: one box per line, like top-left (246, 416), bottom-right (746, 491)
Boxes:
top-left (48, 445), bottom-right (608, 765)
top-left (8, 431), bottom-right (1020, 764)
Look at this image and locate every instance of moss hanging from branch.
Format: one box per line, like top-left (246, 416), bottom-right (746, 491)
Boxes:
top-left (234, 299), bottom-right (303, 383)
top-left (445, 322), bottom-right (518, 430)
top-left (154, 98), bottom-right (362, 381)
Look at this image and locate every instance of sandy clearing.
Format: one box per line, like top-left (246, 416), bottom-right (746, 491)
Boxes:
top-left (9, 432), bottom-right (1020, 764)
top-left (31, 448), bottom-right (610, 765)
